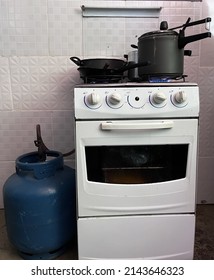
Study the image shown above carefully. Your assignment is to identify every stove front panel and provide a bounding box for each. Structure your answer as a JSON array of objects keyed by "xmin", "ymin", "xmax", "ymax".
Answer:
[{"xmin": 74, "ymin": 84, "xmax": 199, "ymax": 120}]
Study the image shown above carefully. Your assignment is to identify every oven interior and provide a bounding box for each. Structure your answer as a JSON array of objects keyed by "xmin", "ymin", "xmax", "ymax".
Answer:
[{"xmin": 85, "ymin": 145, "xmax": 188, "ymax": 184}]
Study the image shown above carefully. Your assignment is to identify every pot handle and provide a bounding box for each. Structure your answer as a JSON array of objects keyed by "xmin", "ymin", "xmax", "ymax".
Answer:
[
  {"xmin": 170, "ymin": 17, "xmax": 211, "ymax": 31},
  {"xmin": 178, "ymin": 32, "xmax": 211, "ymax": 49},
  {"xmin": 184, "ymin": 50, "xmax": 192, "ymax": 56},
  {"xmin": 112, "ymin": 61, "xmax": 150, "ymax": 74},
  {"xmin": 184, "ymin": 17, "xmax": 211, "ymax": 28},
  {"xmin": 131, "ymin": 44, "xmax": 138, "ymax": 49},
  {"xmin": 70, "ymin": 56, "xmax": 82, "ymax": 66}
]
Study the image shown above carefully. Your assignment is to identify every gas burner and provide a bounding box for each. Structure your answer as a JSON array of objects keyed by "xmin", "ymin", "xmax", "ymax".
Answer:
[
  {"xmin": 82, "ymin": 75, "xmax": 125, "ymax": 84},
  {"xmin": 80, "ymin": 72, "xmax": 189, "ymax": 84},
  {"xmin": 140, "ymin": 75, "xmax": 188, "ymax": 83}
]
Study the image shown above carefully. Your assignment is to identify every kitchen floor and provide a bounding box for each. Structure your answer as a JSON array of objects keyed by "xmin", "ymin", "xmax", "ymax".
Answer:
[{"xmin": 0, "ymin": 205, "xmax": 214, "ymax": 260}]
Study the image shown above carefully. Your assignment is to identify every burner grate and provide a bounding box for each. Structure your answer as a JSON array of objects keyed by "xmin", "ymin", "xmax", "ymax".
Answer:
[
  {"xmin": 82, "ymin": 75, "xmax": 125, "ymax": 84},
  {"xmin": 81, "ymin": 74, "xmax": 188, "ymax": 84},
  {"xmin": 140, "ymin": 75, "xmax": 188, "ymax": 83}
]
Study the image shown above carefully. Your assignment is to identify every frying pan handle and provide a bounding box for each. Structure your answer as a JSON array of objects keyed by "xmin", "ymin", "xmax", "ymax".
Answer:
[
  {"xmin": 113, "ymin": 61, "xmax": 150, "ymax": 74},
  {"xmin": 70, "ymin": 56, "xmax": 82, "ymax": 66}
]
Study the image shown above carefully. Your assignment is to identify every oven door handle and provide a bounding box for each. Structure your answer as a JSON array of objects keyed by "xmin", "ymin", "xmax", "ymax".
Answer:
[{"xmin": 101, "ymin": 121, "xmax": 174, "ymax": 131}]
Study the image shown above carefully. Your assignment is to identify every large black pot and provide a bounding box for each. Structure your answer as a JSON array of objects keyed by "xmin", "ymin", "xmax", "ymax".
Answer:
[{"xmin": 138, "ymin": 17, "xmax": 211, "ymax": 80}]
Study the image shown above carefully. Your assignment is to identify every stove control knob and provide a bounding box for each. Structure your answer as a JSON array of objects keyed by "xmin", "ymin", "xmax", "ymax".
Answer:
[
  {"xmin": 152, "ymin": 92, "xmax": 167, "ymax": 104},
  {"xmin": 84, "ymin": 93, "xmax": 102, "ymax": 109},
  {"xmin": 172, "ymin": 91, "xmax": 188, "ymax": 107},
  {"xmin": 109, "ymin": 93, "xmax": 122, "ymax": 105},
  {"xmin": 106, "ymin": 93, "xmax": 123, "ymax": 108},
  {"xmin": 87, "ymin": 92, "xmax": 101, "ymax": 105},
  {"xmin": 174, "ymin": 91, "xmax": 187, "ymax": 104}
]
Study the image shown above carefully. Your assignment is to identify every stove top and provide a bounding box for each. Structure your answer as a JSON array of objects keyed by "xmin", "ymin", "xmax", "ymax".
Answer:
[{"xmin": 75, "ymin": 82, "xmax": 198, "ymax": 88}]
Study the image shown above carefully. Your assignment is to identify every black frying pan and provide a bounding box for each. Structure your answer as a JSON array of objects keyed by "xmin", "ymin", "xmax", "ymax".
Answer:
[
  {"xmin": 70, "ymin": 56, "xmax": 128, "ymax": 70},
  {"xmin": 70, "ymin": 56, "xmax": 150, "ymax": 77}
]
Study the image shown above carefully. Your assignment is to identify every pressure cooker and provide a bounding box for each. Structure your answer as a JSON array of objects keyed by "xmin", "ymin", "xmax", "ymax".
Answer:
[{"xmin": 137, "ymin": 17, "xmax": 212, "ymax": 80}]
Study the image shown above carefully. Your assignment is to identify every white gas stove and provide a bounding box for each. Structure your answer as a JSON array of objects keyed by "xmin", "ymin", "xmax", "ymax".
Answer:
[{"xmin": 74, "ymin": 82, "xmax": 199, "ymax": 260}]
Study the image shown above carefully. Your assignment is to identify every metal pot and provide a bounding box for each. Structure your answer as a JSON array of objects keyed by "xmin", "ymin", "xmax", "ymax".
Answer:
[
  {"xmin": 124, "ymin": 45, "xmax": 141, "ymax": 81},
  {"xmin": 138, "ymin": 17, "xmax": 212, "ymax": 80}
]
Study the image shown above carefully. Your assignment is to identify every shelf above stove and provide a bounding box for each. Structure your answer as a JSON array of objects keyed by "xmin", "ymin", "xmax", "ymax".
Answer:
[{"xmin": 81, "ymin": 5, "xmax": 162, "ymax": 18}]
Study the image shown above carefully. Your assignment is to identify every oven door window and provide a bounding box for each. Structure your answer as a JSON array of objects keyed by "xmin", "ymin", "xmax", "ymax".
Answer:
[{"xmin": 85, "ymin": 145, "xmax": 188, "ymax": 184}]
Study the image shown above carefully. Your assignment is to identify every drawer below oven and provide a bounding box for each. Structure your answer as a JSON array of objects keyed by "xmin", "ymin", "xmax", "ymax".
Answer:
[{"xmin": 78, "ymin": 214, "xmax": 195, "ymax": 260}]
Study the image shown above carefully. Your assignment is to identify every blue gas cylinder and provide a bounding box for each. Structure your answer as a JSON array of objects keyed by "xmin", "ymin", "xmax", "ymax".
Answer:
[{"xmin": 3, "ymin": 151, "xmax": 76, "ymax": 260}]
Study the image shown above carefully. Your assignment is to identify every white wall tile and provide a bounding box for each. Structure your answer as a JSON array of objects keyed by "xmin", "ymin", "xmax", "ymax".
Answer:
[
  {"xmin": 0, "ymin": 161, "xmax": 15, "ymax": 208},
  {"xmin": 199, "ymin": 0, "xmax": 214, "ymax": 66},
  {"xmin": 0, "ymin": 57, "xmax": 13, "ymax": 111},
  {"xmin": 0, "ymin": 0, "xmax": 49, "ymax": 56},
  {"xmin": 48, "ymin": 0, "xmax": 82, "ymax": 56},
  {"xmin": 184, "ymin": 56, "xmax": 199, "ymax": 82},
  {"xmin": 83, "ymin": 18, "xmax": 126, "ymax": 57},
  {"xmin": 52, "ymin": 111, "xmax": 75, "ymax": 155},
  {"xmin": 0, "ymin": 111, "xmax": 53, "ymax": 161},
  {"xmin": 198, "ymin": 68, "xmax": 214, "ymax": 158},
  {"xmin": 10, "ymin": 56, "xmax": 81, "ymax": 110}
]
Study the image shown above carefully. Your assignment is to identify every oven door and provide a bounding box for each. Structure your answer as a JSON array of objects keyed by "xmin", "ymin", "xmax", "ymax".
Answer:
[{"xmin": 76, "ymin": 119, "xmax": 198, "ymax": 217}]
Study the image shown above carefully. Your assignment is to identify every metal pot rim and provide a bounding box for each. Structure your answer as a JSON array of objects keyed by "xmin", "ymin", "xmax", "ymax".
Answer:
[{"xmin": 139, "ymin": 30, "xmax": 178, "ymax": 40}]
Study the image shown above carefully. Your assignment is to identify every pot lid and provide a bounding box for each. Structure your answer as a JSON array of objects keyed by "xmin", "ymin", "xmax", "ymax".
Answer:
[
  {"xmin": 138, "ymin": 21, "xmax": 178, "ymax": 40},
  {"xmin": 139, "ymin": 30, "xmax": 178, "ymax": 40}
]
